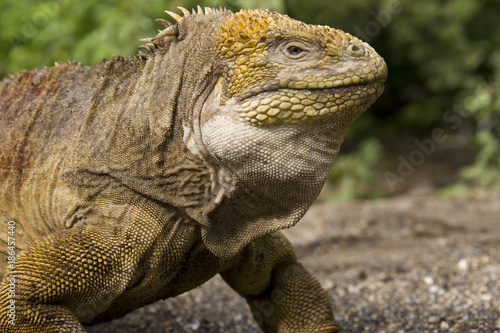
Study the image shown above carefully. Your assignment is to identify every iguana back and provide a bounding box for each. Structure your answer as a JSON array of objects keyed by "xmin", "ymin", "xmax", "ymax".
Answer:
[{"xmin": 0, "ymin": 59, "xmax": 145, "ymax": 260}]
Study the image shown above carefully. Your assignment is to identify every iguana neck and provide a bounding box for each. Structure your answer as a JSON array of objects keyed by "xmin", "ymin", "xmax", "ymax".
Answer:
[{"xmin": 69, "ymin": 28, "xmax": 226, "ymax": 221}]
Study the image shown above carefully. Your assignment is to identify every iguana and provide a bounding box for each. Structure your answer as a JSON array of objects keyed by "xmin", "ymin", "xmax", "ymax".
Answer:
[{"xmin": 0, "ymin": 6, "xmax": 386, "ymax": 332}]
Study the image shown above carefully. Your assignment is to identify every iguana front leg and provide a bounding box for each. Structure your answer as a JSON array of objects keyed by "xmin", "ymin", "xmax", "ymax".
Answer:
[
  {"xmin": 0, "ymin": 226, "xmax": 126, "ymax": 333},
  {"xmin": 221, "ymin": 231, "xmax": 340, "ymax": 333}
]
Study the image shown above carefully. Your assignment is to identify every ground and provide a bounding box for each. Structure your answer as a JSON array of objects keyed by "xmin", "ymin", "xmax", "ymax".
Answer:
[{"xmin": 85, "ymin": 191, "xmax": 500, "ymax": 333}]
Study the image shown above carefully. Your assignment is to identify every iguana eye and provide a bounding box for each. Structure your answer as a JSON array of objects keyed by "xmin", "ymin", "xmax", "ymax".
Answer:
[
  {"xmin": 283, "ymin": 42, "xmax": 309, "ymax": 59},
  {"xmin": 287, "ymin": 45, "xmax": 303, "ymax": 56}
]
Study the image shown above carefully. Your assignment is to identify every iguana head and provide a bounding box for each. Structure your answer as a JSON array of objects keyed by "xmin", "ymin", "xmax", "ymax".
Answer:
[
  {"xmin": 141, "ymin": 7, "xmax": 387, "ymax": 257},
  {"xmin": 212, "ymin": 9, "xmax": 387, "ymax": 126}
]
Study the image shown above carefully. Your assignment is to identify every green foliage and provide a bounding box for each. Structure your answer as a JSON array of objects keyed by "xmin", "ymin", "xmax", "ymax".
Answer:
[
  {"xmin": 459, "ymin": 131, "xmax": 500, "ymax": 187},
  {"xmin": 439, "ymin": 130, "xmax": 500, "ymax": 197},
  {"xmin": 0, "ymin": 0, "xmax": 171, "ymax": 76},
  {"xmin": 326, "ymin": 138, "xmax": 386, "ymax": 201}
]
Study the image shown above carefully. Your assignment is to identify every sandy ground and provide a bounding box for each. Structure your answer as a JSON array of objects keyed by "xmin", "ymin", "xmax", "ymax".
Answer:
[{"xmin": 85, "ymin": 193, "xmax": 500, "ymax": 333}]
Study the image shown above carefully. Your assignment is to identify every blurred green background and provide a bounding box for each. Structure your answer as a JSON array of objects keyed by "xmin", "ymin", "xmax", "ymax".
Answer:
[{"xmin": 1, "ymin": 0, "xmax": 499, "ymax": 200}]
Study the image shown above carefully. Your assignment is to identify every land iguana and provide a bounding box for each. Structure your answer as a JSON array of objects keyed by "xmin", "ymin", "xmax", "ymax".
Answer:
[{"xmin": 0, "ymin": 6, "xmax": 387, "ymax": 332}]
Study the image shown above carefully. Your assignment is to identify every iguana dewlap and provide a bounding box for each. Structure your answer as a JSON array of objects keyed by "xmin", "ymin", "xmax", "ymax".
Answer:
[{"xmin": 0, "ymin": 6, "xmax": 386, "ymax": 332}]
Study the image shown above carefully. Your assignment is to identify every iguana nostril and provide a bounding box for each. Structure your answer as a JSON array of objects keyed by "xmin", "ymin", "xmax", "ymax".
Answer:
[{"xmin": 347, "ymin": 43, "xmax": 365, "ymax": 57}]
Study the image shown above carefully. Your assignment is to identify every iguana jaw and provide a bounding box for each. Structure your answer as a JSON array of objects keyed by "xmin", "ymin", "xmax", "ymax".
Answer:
[
  {"xmin": 237, "ymin": 52, "xmax": 387, "ymax": 125},
  {"xmin": 235, "ymin": 82, "xmax": 385, "ymax": 126},
  {"xmin": 224, "ymin": 58, "xmax": 387, "ymax": 125}
]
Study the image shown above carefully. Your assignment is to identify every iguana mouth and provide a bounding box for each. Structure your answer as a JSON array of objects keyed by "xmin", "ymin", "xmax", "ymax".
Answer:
[{"xmin": 238, "ymin": 82, "xmax": 384, "ymax": 125}]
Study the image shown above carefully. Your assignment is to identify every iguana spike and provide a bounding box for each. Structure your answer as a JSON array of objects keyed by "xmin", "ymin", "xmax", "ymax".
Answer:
[
  {"xmin": 138, "ymin": 44, "xmax": 154, "ymax": 52},
  {"xmin": 197, "ymin": 5, "xmax": 204, "ymax": 15},
  {"xmin": 139, "ymin": 37, "xmax": 153, "ymax": 43},
  {"xmin": 205, "ymin": 7, "xmax": 214, "ymax": 15},
  {"xmin": 155, "ymin": 18, "xmax": 173, "ymax": 28},
  {"xmin": 154, "ymin": 26, "xmax": 177, "ymax": 39},
  {"xmin": 137, "ymin": 51, "xmax": 150, "ymax": 60},
  {"xmin": 165, "ymin": 10, "xmax": 183, "ymax": 22},
  {"xmin": 177, "ymin": 6, "xmax": 191, "ymax": 16}
]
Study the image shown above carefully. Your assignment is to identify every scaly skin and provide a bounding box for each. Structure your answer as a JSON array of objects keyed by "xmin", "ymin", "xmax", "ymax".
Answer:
[{"xmin": 0, "ymin": 6, "xmax": 386, "ymax": 332}]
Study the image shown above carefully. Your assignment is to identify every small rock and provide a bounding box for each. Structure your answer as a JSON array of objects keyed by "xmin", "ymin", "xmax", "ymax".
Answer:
[
  {"xmin": 322, "ymin": 279, "xmax": 334, "ymax": 290},
  {"xmin": 457, "ymin": 258, "xmax": 469, "ymax": 272},
  {"xmin": 184, "ymin": 320, "xmax": 200, "ymax": 331},
  {"xmin": 440, "ymin": 321, "xmax": 450, "ymax": 329},
  {"xmin": 429, "ymin": 285, "xmax": 439, "ymax": 293},
  {"xmin": 424, "ymin": 276, "xmax": 434, "ymax": 285},
  {"xmin": 347, "ymin": 284, "xmax": 361, "ymax": 295},
  {"xmin": 358, "ymin": 270, "xmax": 368, "ymax": 280}
]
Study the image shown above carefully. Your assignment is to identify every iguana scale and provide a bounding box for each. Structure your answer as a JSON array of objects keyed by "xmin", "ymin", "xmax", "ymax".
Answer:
[{"xmin": 0, "ymin": 6, "xmax": 386, "ymax": 332}]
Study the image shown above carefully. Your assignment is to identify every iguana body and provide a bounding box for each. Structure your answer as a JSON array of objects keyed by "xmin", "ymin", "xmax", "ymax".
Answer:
[{"xmin": 0, "ymin": 7, "xmax": 386, "ymax": 332}]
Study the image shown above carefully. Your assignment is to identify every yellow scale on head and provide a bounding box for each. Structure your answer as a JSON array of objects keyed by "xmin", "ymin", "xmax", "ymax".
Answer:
[{"xmin": 215, "ymin": 10, "xmax": 277, "ymax": 97}]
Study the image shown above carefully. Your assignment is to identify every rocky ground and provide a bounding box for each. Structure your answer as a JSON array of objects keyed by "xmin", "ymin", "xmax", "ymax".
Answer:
[{"xmin": 86, "ymin": 193, "xmax": 500, "ymax": 333}]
